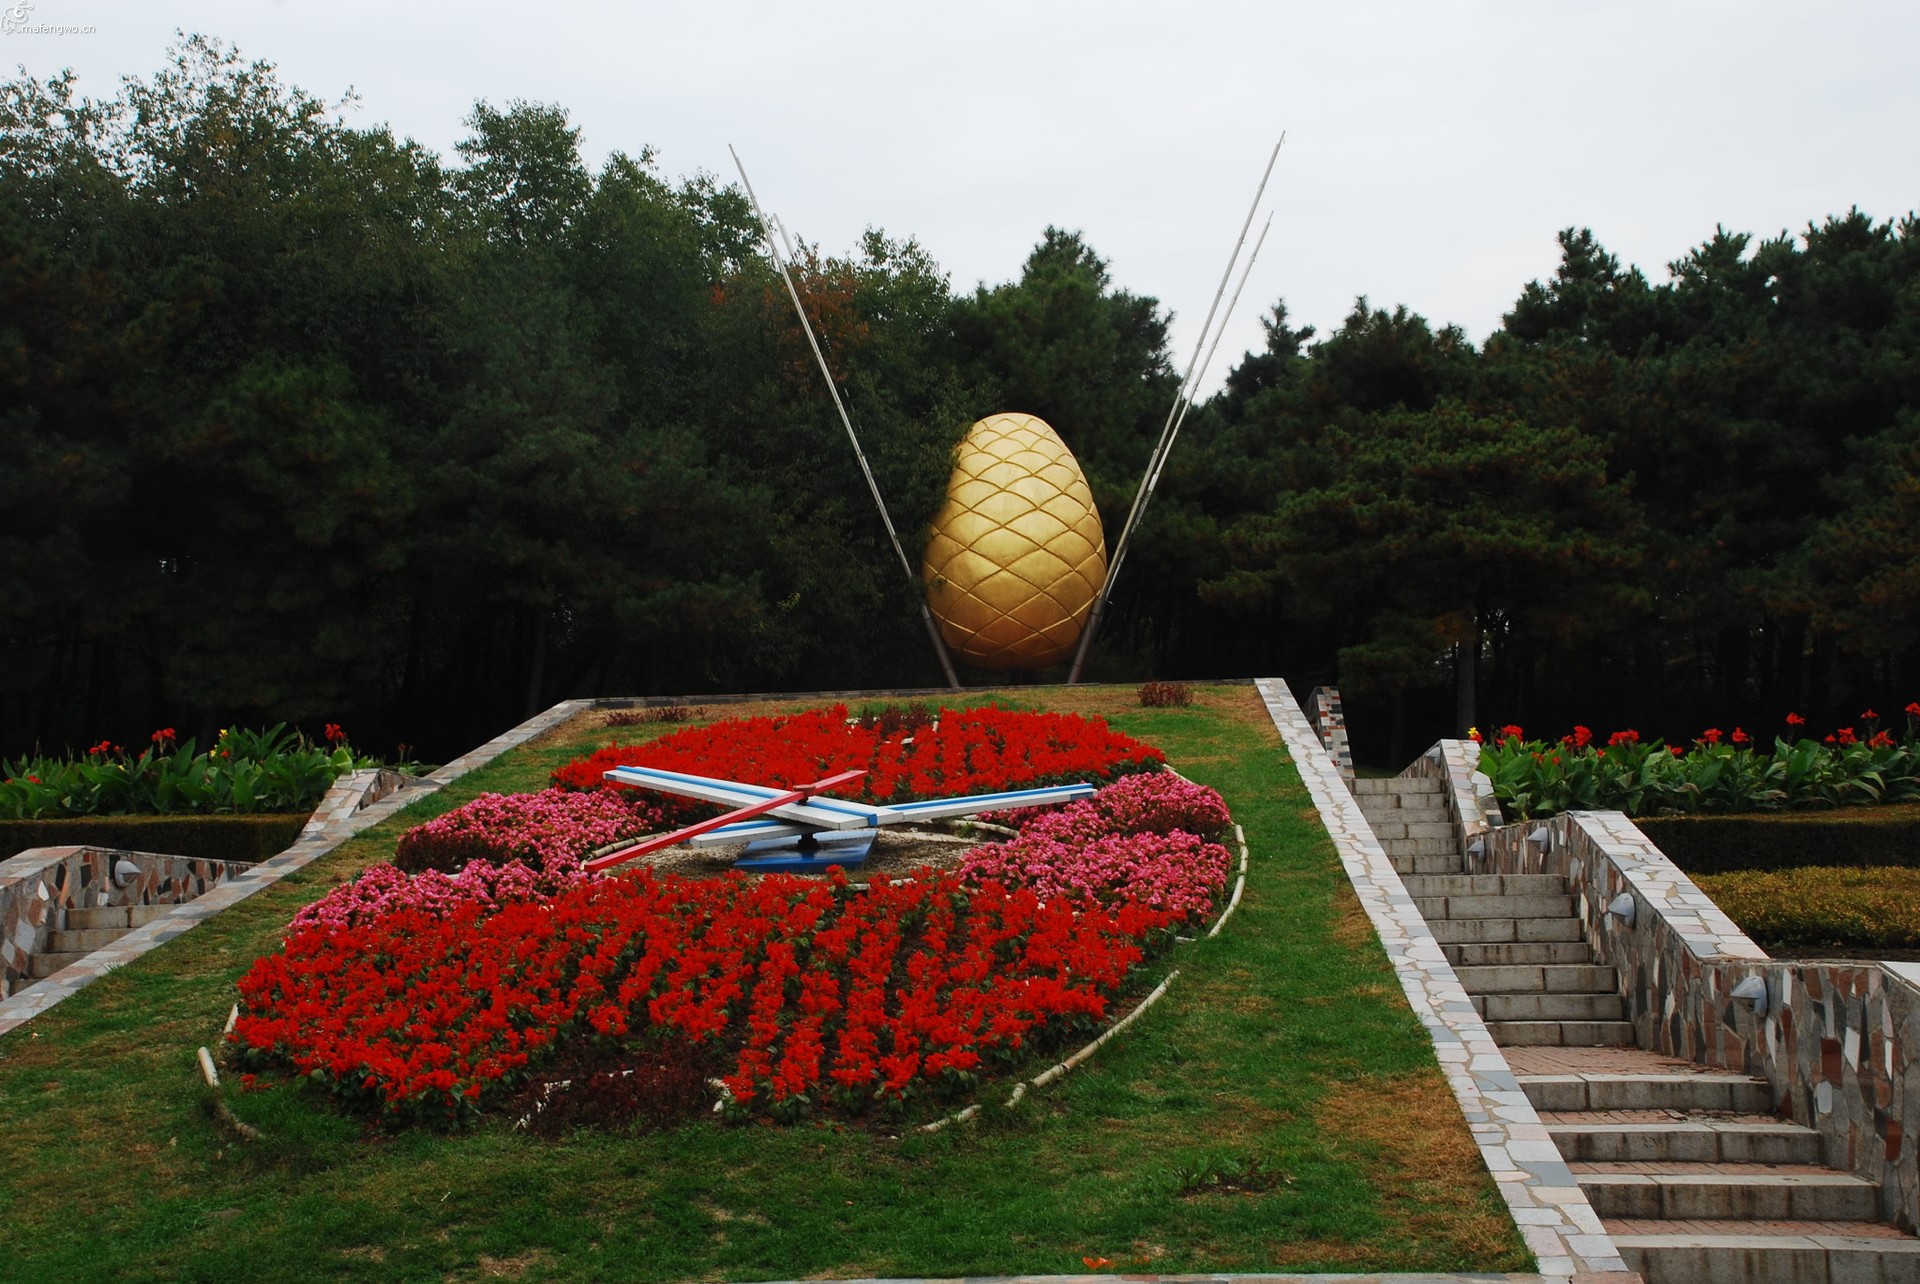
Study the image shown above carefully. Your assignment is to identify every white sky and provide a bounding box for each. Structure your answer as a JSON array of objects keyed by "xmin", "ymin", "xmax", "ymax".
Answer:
[{"xmin": 9, "ymin": 1, "xmax": 1918, "ymax": 394}]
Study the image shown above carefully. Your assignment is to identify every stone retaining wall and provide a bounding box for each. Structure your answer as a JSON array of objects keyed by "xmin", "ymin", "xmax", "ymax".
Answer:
[
  {"xmin": 1401, "ymin": 738, "xmax": 1499, "ymax": 862},
  {"xmin": 0, "ymin": 846, "xmax": 249, "ymax": 997},
  {"xmin": 1474, "ymin": 804, "xmax": 1920, "ymax": 1231},
  {"xmin": 1304, "ymin": 686, "xmax": 1355, "ymax": 784}
]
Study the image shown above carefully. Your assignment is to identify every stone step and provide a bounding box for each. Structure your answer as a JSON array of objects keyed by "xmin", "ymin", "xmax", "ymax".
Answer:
[
  {"xmin": 1444, "ymin": 940, "xmax": 1598, "ymax": 967},
  {"xmin": 64, "ymin": 904, "xmax": 170, "ymax": 930},
  {"xmin": 1520, "ymin": 1072, "xmax": 1777, "ymax": 1114},
  {"xmin": 1487, "ymin": 1019, "xmax": 1637, "ymax": 1047},
  {"xmin": 1473, "ymin": 991, "xmax": 1626, "ymax": 1022},
  {"xmin": 1389, "ymin": 853, "xmax": 1466, "ymax": 876},
  {"xmin": 1547, "ymin": 1117, "xmax": 1823, "ymax": 1164},
  {"xmin": 1413, "ymin": 892, "xmax": 1575, "ymax": 920},
  {"xmin": 1381, "ymin": 837, "xmax": 1457, "ymax": 858},
  {"xmin": 1401, "ymin": 873, "xmax": 1566, "ymax": 898},
  {"xmin": 27, "ymin": 951, "xmax": 88, "ymax": 979},
  {"xmin": 46, "ymin": 927, "xmax": 130, "ymax": 952},
  {"xmin": 1454, "ymin": 963, "xmax": 1617, "ymax": 994},
  {"xmin": 1352, "ymin": 775, "xmax": 1443, "ymax": 796},
  {"xmin": 1426, "ymin": 916, "xmax": 1585, "ymax": 944},
  {"xmin": 1607, "ymin": 1222, "xmax": 1920, "ymax": 1284},
  {"xmin": 1356, "ymin": 800, "xmax": 1451, "ymax": 822},
  {"xmin": 1574, "ymin": 1163, "xmax": 1882, "ymax": 1221},
  {"xmin": 1365, "ymin": 818, "xmax": 1456, "ymax": 841}
]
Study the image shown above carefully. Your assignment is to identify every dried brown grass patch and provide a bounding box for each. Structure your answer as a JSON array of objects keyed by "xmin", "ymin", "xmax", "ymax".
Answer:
[
  {"xmin": 1314, "ymin": 1070, "xmax": 1528, "ymax": 1267},
  {"xmin": 1331, "ymin": 882, "xmax": 1378, "ymax": 954}
]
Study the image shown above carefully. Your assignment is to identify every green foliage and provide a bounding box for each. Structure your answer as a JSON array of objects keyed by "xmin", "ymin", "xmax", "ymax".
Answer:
[
  {"xmin": 5, "ymin": 33, "xmax": 1920, "ymax": 758},
  {"xmin": 0, "ymin": 725, "xmax": 379, "ymax": 819},
  {"xmin": 1477, "ymin": 726, "xmax": 1920, "ymax": 820},
  {"xmin": 1638, "ymin": 809, "xmax": 1920, "ymax": 874}
]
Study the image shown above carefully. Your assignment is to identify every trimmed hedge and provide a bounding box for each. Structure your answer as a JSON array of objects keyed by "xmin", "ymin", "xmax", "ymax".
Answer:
[
  {"xmin": 0, "ymin": 813, "xmax": 305, "ymax": 865},
  {"xmin": 1637, "ymin": 807, "xmax": 1920, "ymax": 873},
  {"xmin": 1694, "ymin": 865, "xmax": 1920, "ymax": 950}
]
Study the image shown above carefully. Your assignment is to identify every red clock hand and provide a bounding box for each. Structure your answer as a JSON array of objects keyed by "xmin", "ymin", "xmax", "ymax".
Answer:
[{"xmin": 583, "ymin": 768, "xmax": 867, "ymax": 874}]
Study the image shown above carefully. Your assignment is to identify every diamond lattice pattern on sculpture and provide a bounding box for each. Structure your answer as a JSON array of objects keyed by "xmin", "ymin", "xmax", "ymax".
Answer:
[{"xmin": 922, "ymin": 412, "xmax": 1107, "ymax": 669}]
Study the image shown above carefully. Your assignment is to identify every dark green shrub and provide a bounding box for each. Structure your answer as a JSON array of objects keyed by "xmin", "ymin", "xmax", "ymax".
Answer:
[
  {"xmin": 1638, "ymin": 809, "xmax": 1920, "ymax": 873},
  {"xmin": 1695, "ymin": 865, "xmax": 1920, "ymax": 949},
  {"xmin": 0, "ymin": 813, "xmax": 305, "ymax": 864}
]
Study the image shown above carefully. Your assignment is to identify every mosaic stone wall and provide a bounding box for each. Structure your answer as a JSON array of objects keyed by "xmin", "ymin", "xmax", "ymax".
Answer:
[
  {"xmin": 0, "ymin": 846, "xmax": 247, "ymax": 998},
  {"xmin": 1476, "ymin": 806, "xmax": 1920, "ymax": 1231},
  {"xmin": 1402, "ymin": 737, "xmax": 1500, "ymax": 863},
  {"xmin": 1304, "ymin": 686, "xmax": 1355, "ymax": 784}
]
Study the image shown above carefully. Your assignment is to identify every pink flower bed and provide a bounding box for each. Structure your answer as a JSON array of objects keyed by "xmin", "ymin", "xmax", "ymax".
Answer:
[
  {"xmin": 393, "ymin": 788, "xmax": 662, "ymax": 875},
  {"xmin": 294, "ymin": 788, "xmax": 661, "ymax": 932},
  {"xmin": 962, "ymin": 774, "xmax": 1233, "ymax": 922},
  {"xmin": 289, "ymin": 858, "xmax": 584, "ymax": 933}
]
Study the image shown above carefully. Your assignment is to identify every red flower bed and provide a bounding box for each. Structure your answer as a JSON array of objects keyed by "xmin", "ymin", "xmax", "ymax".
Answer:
[
  {"xmin": 232, "ymin": 707, "xmax": 1214, "ymax": 1128},
  {"xmin": 550, "ymin": 704, "xmax": 1164, "ymax": 809},
  {"xmin": 233, "ymin": 868, "xmax": 1177, "ymax": 1124}
]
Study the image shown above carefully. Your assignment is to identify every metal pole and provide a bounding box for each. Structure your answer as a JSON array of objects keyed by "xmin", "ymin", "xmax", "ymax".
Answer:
[
  {"xmin": 1069, "ymin": 137, "xmax": 1285, "ymax": 682},
  {"xmin": 1076, "ymin": 213, "xmax": 1273, "ymax": 667},
  {"xmin": 1147, "ymin": 214, "xmax": 1272, "ymax": 505},
  {"xmin": 729, "ymin": 146, "xmax": 962, "ymax": 690}
]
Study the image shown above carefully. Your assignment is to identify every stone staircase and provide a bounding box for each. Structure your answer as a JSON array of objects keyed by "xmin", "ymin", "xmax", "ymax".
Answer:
[
  {"xmin": 19, "ymin": 904, "xmax": 171, "ymax": 986},
  {"xmin": 1353, "ymin": 774, "xmax": 1920, "ymax": 1284}
]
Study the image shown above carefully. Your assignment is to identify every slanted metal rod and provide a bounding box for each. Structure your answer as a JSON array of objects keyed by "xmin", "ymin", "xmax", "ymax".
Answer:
[
  {"xmin": 1070, "ymin": 136, "xmax": 1285, "ymax": 682},
  {"xmin": 1100, "ymin": 214, "xmax": 1272, "ymax": 597},
  {"xmin": 729, "ymin": 146, "xmax": 962, "ymax": 689}
]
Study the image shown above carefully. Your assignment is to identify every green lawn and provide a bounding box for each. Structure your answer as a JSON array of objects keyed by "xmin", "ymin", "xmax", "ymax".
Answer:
[{"xmin": 0, "ymin": 686, "xmax": 1528, "ymax": 1282}]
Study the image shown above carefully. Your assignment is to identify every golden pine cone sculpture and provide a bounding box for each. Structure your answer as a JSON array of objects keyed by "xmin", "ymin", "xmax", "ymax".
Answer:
[{"xmin": 921, "ymin": 412, "xmax": 1108, "ymax": 669}]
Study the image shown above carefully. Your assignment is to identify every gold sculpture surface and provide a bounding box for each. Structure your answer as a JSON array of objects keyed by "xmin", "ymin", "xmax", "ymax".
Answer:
[{"xmin": 922, "ymin": 412, "xmax": 1107, "ymax": 669}]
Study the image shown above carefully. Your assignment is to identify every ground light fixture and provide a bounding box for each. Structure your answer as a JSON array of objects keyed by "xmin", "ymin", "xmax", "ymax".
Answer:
[
  {"xmin": 1731, "ymin": 974, "xmax": 1770, "ymax": 1019},
  {"xmin": 1607, "ymin": 892, "xmax": 1636, "ymax": 927}
]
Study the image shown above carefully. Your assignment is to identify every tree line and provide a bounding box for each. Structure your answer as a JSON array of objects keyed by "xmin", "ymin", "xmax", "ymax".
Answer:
[{"xmin": 4, "ymin": 39, "xmax": 1917, "ymax": 763}]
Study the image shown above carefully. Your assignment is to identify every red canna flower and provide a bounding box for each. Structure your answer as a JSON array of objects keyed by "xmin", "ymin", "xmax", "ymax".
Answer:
[
  {"xmin": 1607, "ymin": 729, "xmax": 1640, "ymax": 747},
  {"xmin": 1869, "ymin": 730, "xmax": 1896, "ymax": 748},
  {"xmin": 1786, "ymin": 712, "xmax": 1806, "ymax": 726},
  {"xmin": 1670, "ymin": 746, "xmax": 1685, "ymax": 757},
  {"xmin": 1499, "ymin": 724, "xmax": 1524, "ymax": 744},
  {"xmin": 1906, "ymin": 702, "xmax": 1920, "ymax": 719},
  {"xmin": 1835, "ymin": 727, "xmax": 1857, "ymax": 746},
  {"xmin": 1699, "ymin": 728, "xmax": 1723, "ymax": 744},
  {"xmin": 324, "ymin": 722, "xmax": 347, "ymax": 745},
  {"xmin": 88, "ymin": 739, "xmax": 113, "ymax": 755},
  {"xmin": 151, "ymin": 727, "xmax": 176, "ymax": 746},
  {"xmin": 1730, "ymin": 727, "xmax": 1750, "ymax": 745}
]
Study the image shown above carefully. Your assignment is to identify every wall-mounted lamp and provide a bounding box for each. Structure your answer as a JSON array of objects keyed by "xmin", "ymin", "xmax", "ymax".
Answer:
[
  {"xmin": 1527, "ymin": 826, "xmax": 1551, "ymax": 852},
  {"xmin": 1606, "ymin": 892, "xmax": 1636, "ymax": 927},
  {"xmin": 112, "ymin": 858, "xmax": 141, "ymax": 889},
  {"xmin": 1466, "ymin": 838, "xmax": 1485, "ymax": 859},
  {"xmin": 1731, "ymin": 975, "xmax": 1769, "ymax": 1019}
]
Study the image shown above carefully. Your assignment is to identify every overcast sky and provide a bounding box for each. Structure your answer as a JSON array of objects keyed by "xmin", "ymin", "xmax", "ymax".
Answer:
[{"xmin": 8, "ymin": 1, "xmax": 1917, "ymax": 395}]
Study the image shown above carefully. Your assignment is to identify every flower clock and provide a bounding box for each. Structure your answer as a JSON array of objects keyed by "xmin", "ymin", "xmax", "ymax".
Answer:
[{"xmin": 231, "ymin": 706, "xmax": 1233, "ymax": 1128}]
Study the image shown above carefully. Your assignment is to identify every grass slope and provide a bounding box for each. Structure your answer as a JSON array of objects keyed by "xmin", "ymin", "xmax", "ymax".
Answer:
[{"xmin": 0, "ymin": 686, "xmax": 1527, "ymax": 1281}]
